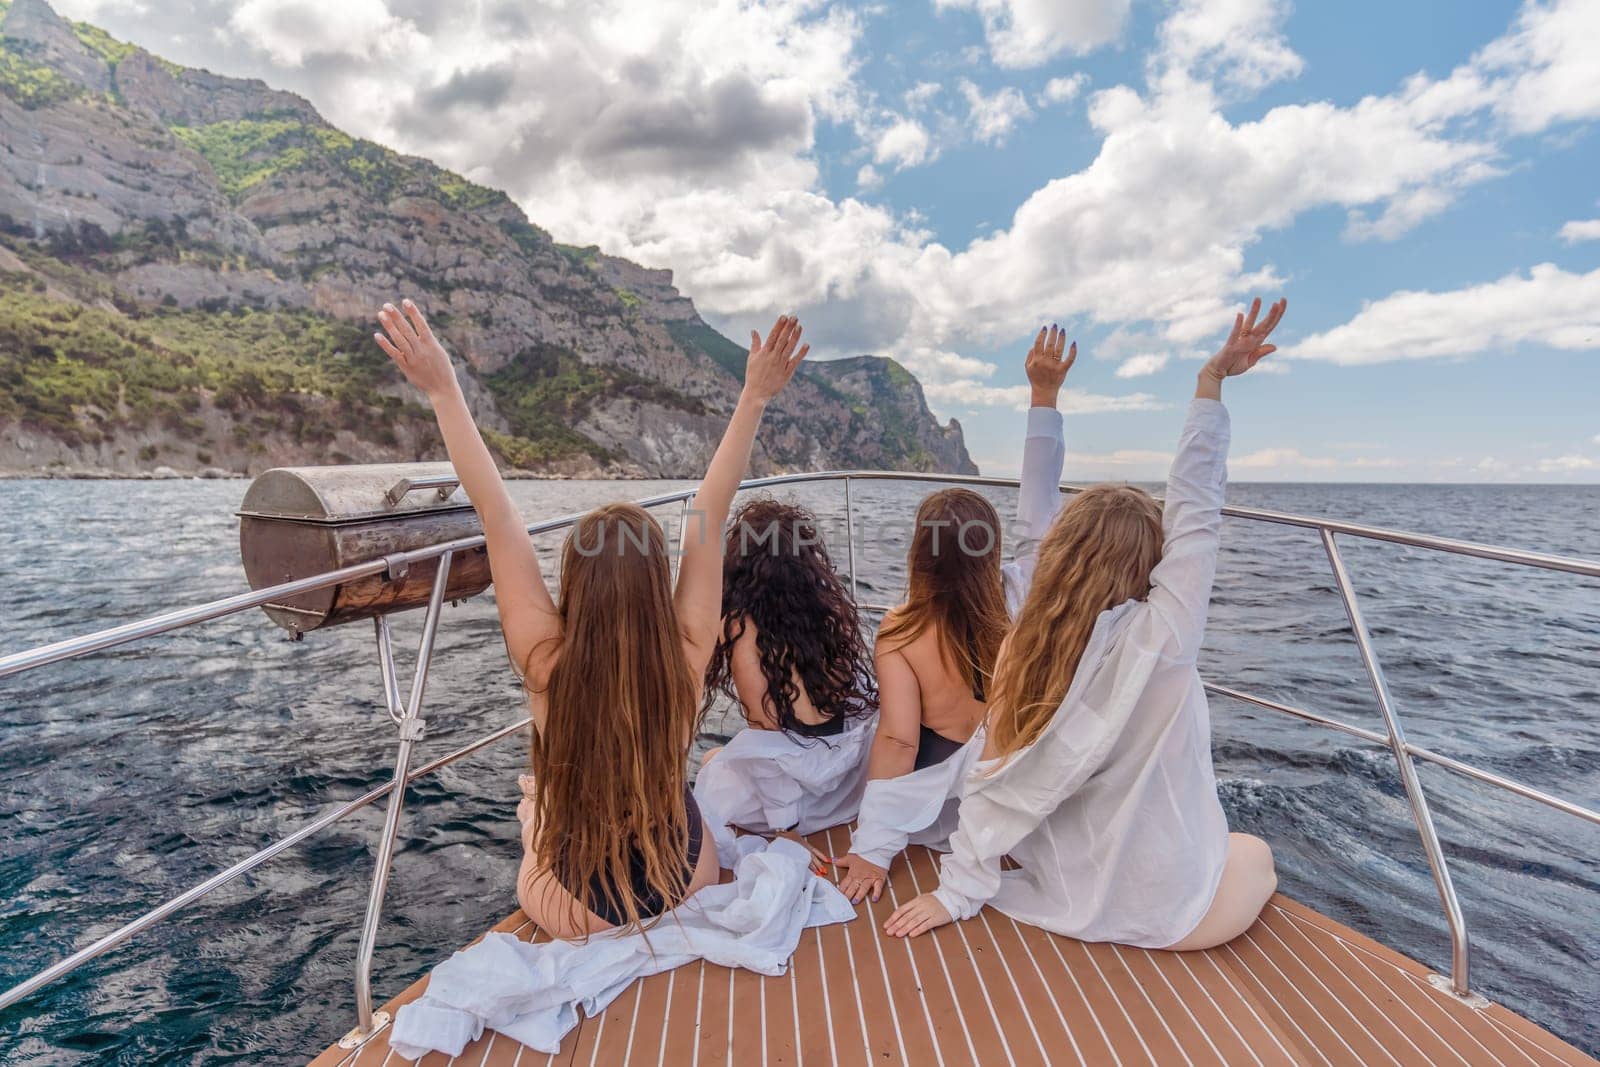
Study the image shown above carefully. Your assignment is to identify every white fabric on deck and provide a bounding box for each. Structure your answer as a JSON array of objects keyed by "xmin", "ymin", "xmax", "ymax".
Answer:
[
  {"xmin": 694, "ymin": 715, "xmax": 874, "ymax": 866},
  {"xmin": 930, "ymin": 398, "xmax": 1233, "ymax": 949},
  {"xmin": 844, "ymin": 405, "xmax": 1065, "ymax": 866},
  {"xmin": 389, "ymin": 837, "xmax": 856, "ymax": 1059},
  {"xmin": 844, "ymin": 740, "xmax": 980, "ymax": 867}
]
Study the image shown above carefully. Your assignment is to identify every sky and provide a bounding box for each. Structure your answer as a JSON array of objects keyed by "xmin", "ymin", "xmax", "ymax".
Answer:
[{"xmin": 50, "ymin": 0, "xmax": 1600, "ymax": 481}]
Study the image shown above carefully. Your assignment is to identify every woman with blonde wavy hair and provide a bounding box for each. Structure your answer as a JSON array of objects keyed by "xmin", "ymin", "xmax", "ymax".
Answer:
[
  {"xmin": 375, "ymin": 300, "xmax": 808, "ymax": 938},
  {"xmin": 885, "ymin": 297, "xmax": 1286, "ymax": 952}
]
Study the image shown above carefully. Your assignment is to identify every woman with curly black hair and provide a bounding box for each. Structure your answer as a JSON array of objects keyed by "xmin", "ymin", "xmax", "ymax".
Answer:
[{"xmin": 693, "ymin": 498, "xmax": 878, "ymax": 860}]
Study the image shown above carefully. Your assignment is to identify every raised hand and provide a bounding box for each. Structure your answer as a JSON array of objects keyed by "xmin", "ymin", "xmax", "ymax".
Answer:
[
  {"xmin": 1200, "ymin": 297, "xmax": 1286, "ymax": 387},
  {"xmin": 832, "ymin": 852, "xmax": 888, "ymax": 905},
  {"xmin": 743, "ymin": 315, "xmax": 810, "ymax": 405},
  {"xmin": 1025, "ymin": 323, "xmax": 1076, "ymax": 407},
  {"xmin": 375, "ymin": 298, "xmax": 458, "ymax": 401},
  {"xmin": 884, "ymin": 891, "xmax": 953, "ymax": 938}
]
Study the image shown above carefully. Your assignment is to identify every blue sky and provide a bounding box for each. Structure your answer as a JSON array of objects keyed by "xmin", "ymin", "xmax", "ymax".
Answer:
[{"xmin": 58, "ymin": 0, "xmax": 1600, "ymax": 480}]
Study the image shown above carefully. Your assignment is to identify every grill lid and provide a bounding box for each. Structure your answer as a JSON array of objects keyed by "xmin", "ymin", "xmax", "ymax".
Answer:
[{"xmin": 237, "ymin": 462, "xmax": 468, "ymax": 525}]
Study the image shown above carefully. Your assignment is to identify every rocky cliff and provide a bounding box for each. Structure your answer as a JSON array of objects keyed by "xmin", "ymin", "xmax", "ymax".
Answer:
[{"xmin": 0, "ymin": 0, "xmax": 974, "ymax": 478}]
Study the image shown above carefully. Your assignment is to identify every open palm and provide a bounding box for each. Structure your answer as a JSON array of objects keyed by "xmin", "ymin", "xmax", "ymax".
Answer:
[{"xmin": 1203, "ymin": 297, "xmax": 1286, "ymax": 380}]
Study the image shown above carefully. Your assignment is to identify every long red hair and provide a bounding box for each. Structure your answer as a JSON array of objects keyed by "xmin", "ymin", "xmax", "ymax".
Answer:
[{"xmin": 876, "ymin": 488, "xmax": 1008, "ymax": 697}]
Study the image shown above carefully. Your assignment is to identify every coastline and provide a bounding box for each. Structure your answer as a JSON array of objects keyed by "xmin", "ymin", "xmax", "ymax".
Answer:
[{"xmin": 0, "ymin": 467, "xmax": 623, "ymax": 481}]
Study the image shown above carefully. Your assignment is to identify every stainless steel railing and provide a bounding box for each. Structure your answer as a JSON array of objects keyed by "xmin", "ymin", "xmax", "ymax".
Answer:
[{"xmin": 2, "ymin": 470, "xmax": 1598, "ymax": 1035}]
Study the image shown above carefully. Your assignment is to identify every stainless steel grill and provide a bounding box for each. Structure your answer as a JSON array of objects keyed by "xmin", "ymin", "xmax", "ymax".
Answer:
[{"xmin": 238, "ymin": 462, "xmax": 491, "ymax": 633}]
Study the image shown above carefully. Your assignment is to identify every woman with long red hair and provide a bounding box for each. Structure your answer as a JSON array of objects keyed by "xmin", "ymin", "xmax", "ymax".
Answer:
[
  {"xmin": 375, "ymin": 300, "xmax": 807, "ymax": 938},
  {"xmin": 833, "ymin": 326, "xmax": 1074, "ymax": 903}
]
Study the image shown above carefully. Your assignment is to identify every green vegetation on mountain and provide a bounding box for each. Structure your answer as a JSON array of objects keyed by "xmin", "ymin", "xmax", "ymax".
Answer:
[
  {"xmin": 484, "ymin": 344, "xmax": 705, "ymax": 465},
  {"xmin": 0, "ymin": 39, "xmax": 79, "ymax": 108},
  {"xmin": 668, "ymin": 320, "xmax": 752, "ymax": 380},
  {"xmin": 67, "ymin": 17, "xmax": 133, "ymax": 67},
  {"xmin": 0, "ymin": 285, "xmax": 415, "ymax": 447},
  {"xmin": 170, "ymin": 118, "xmax": 505, "ymax": 209},
  {"xmin": 0, "ymin": 0, "xmax": 973, "ymax": 476}
]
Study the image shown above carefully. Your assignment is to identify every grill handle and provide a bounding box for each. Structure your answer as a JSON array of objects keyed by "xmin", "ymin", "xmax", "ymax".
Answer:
[{"xmin": 384, "ymin": 474, "xmax": 461, "ymax": 508}]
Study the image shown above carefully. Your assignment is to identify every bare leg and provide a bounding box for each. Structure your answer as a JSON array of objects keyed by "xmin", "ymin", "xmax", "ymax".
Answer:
[{"xmin": 1162, "ymin": 833, "xmax": 1277, "ymax": 952}]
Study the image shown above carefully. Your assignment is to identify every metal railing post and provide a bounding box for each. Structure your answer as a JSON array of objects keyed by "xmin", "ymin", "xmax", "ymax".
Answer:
[
  {"xmin": 1321, "ymin": 529, "xmax": 1474, "ymax": 998},
  {"xmin": 674, "ymin": 496, "xmax": 691, "ymax": 581},
  {"xmin": 341, "ymin": 550, "xmax": 454, "ymax": 1047},
  {"xmin": 844, "ymin": 477, "xmax": 858, "ymax": 603}
]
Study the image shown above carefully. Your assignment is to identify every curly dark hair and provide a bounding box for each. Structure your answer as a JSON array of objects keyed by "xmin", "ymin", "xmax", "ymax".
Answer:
[{"xmin": 704, "ymin": 498, "xmax": 878, "ymax": 738}]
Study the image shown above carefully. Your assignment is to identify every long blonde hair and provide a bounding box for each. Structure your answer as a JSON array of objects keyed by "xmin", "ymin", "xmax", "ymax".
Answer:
[
  {"xmin": 986, "ymin": 485, "xmax": 1163, "ymax": 761},
  {"xmin": 525, "ymin": 502, "xmax": 699, "ymax": 933},
  {"xmin": 877, "ymin": 488, "xmax": 1008, "ymax": 698}
]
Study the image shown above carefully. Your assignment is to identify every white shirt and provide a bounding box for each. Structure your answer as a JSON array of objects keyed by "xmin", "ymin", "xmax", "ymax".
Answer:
[
  {"xmin": 694, "ymin": 715, "xmax": 875, "ymax": 866},
  {"xmin": 846, "ymin": 406, "xmax": 1067, "ymax": 867},
  {"xmin": 930, "ymin": 398, "xmax": 1233, "ymax": 949}
]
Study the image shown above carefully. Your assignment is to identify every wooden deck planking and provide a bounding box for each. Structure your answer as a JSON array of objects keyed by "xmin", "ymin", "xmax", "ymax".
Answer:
[{"xmin": 314, "ymin": 840, "xmax": 1596, "ymax": 1067}]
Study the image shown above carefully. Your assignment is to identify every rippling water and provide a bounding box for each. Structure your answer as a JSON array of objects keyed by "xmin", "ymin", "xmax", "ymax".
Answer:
[{"xmin": 1, "ymin": 477, "xmax": 1597, "ymax": 1064}]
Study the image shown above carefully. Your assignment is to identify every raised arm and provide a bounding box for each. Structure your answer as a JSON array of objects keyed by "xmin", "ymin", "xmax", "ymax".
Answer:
[
  {"xmin": 375, "ymin": 300, "xmax": 559, "ymax": 678},
  {"xmin": 1147, "ymin": 296, "xmax": 1286, "ymax": 661},
  {"xmin": 1002, "ymin": 325, "xmax": 1073, "ymax": 613},
  {"xmin": 675, "ymin": 316, "xmax": 808, "ymax": 674}
]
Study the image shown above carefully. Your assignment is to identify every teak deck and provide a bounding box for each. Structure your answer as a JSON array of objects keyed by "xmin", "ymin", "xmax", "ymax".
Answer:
[{"xmin": 312, "ymin": 829, "xmax": 1596, "ymax": 1066}]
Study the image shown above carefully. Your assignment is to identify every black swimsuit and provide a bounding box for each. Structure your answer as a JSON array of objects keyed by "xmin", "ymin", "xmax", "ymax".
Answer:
[
  {"xmin": 581, "ymin": 786, "xmax": 704, "ymax": 926},
  {"xmin": 788, "ymin": 715, "xmax": 846, "ymax": 739},
  {"xmin": 914, "ymin": 638, "xmax": 987, "ymax": 770}
]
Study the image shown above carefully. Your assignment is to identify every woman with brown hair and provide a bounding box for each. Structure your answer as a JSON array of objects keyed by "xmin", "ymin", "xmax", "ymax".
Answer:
[
  {"xmin": 374, "ymin": 300, "xmax": 808, "ymax": 938},
  {"xmin": 884, "ymin": 298, "xmax": 1286, "ymax": 950},
  {"xmin": 833, "ymin": 326, "xmax": 1075, "ymax": 903}
]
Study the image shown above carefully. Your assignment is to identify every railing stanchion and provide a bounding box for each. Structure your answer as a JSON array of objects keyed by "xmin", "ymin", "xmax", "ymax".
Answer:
[
  {"xmin": 341, "ymin": 550, "xmax": 454, "ymax": 1047},
  {"xmin": 675, "ymin": 497, "xmax": 691, "ymax": 580},
  {"xmin": 844, "ymin": 476, "xmax": 858, "ymax": 603},
  {"xmin": 1322, "ymin": 530, "xmax": 1474, "ymax": 999}
]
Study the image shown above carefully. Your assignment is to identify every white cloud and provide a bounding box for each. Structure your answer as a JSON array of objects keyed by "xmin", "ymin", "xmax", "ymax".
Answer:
[
  {"xmin": 873, "ymin": 117, "xmax": 934, "ymax": 169},
  {"xmin": 936, "ymin": 0, "xmax": 1132, "ymax": 67},
  {"xmin": 1291, "ymin": 264, "xmax": 1600, "ymax": 365},
  {"xmin": 856, "ymin": 164, "xmax": 883, "ymax": 191},
  {"xmin": 1232, "ymin": 448, "xmax": 1405, "ymax": 472},
  {"xmin": 228, "ymin": 0, "xmax": 420, "ymax": 66},
  {"xmin": 1560, "ymin": 219, "xmax": 1600, "ymax": 243},
  {"xmin": 1535, "ymin": 454, "xmax": 1598, "ymax": 473},
  {"xmin": 1476, "ymin": 0, "xmax": 1600, "ymax": 134},
  {"xmin": 958, "ymin": 79, "xmax": 1033, "ymax": 145},
  {"xmin": 53, "ymin": 0, "xmax": 1600, "ymax": 424},
  {"xmin": 1155, "ymin": 0, "xmax": 1304, "ymax": 93},
  {"xmin": 1040, "ymin": 73, "xmax": 1088, "ymax": 105},
  {"xmin": 921, "ymin": 381, "xmax": 1162, "ymax": 413},
  {"xmin": 1593, "ymin": 433, "xmax": 1600, "ymax": 446},
  {"xmin": 1114, "ymin": 353, "xmax": 1170, "ymax": 378},
  {"xmin": 904, "ymin": 81, "xmax": 942, "ymax": 111}
]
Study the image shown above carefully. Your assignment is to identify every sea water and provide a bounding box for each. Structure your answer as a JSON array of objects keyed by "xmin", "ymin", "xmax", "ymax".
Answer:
[{"xmin": 1, "ymin": 478, "xmax": 1596, "ymax": 1064}]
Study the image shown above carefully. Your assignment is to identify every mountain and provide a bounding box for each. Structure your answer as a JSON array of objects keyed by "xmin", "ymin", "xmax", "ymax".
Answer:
[{"xmin": 0, "ymin": 0, "xmax": 975, "ymax": 478}]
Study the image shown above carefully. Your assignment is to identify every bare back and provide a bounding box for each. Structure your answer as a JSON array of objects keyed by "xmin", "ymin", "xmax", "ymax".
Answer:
[{"xmin": 876, "ymin": 609, "xmax": 985, "ymax": 745}]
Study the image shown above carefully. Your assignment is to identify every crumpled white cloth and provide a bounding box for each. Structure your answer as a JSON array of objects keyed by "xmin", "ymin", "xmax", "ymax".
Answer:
[
  {"xmin": 388, "ymin": 837, "xmax": 855, "ymax": 1060},
  {"xmin": 694, "ymin": 716, "xmax": 874, "ymax": 865}
]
